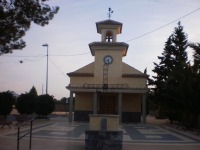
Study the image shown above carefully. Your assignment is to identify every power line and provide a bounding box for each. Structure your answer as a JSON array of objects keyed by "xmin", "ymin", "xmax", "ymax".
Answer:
[
  {"xmin": 49, "ymin": 52, "xmax": 90, "ymax": 56},
  {"xmin": 0, "ymin": 52, "xmax": 89, "ymax": 64},
  {"xmin": 1, "ymin": 54, "xmax": 45, "ymax": 58},
  {"xmin": 20, "ymin": 56, "xmax": 45, "ymax": 62},
  {"xmin": 0, "ymin": 56, "xmax": 45, "ymax": 64},
  {"xmin": 126, "ymin": 7, "xmax": 200, "ymax": 43},
  {"xmin": 1, "ymin": 52, "xmax": 90, "ymax": 58},
  {"xmin": 48, "ymin": 57, "xmax": 67, "ymax": 78}
]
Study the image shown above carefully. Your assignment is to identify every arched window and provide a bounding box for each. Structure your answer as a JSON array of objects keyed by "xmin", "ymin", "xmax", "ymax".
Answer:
[{"xmin": 105, "ymin": 32, "xmax": 113, "ymax": 42}]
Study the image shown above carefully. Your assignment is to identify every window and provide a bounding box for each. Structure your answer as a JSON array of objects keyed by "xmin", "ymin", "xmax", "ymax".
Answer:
[{"xmin": 105, "ymin": 32, "xmax": 113, "ymax": 42}]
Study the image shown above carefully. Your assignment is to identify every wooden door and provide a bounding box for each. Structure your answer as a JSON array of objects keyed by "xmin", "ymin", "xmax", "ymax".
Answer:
[{"xmin": 99, "ymin": 95, "xmax": 117, "ymax": 114}]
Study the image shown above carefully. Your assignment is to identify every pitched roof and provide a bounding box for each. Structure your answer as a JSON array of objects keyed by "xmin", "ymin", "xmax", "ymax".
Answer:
[
  {"xmin": 67, "ymin": 62, "xmax": 94, "ymax": 77},
  {"xmin": 67, "ymin": 62, "xmax": 147, "ymax": 78},
  {"xmin": 96, "ymin": 19, "xmax": 123, "ymax": 34},
  {"xmin": 122, "ymin": 63, "xmax": 148, "ymax": 78},
  {"xmin": 96, "ymin": 19, "xmax": 122, "ymax": 25}
]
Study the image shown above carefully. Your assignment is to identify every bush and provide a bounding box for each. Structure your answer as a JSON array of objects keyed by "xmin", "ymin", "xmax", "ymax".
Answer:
[
  {"xmin": 16, "ymin": 93, "xmax": 37, "ymax": 114},
  {"xmin": 0, "ymin": 91, "xmax": 15, "ymax": 117},
  {"xmin": 35, "ymin": 94, "xmax": 55, "ymax": 118}
]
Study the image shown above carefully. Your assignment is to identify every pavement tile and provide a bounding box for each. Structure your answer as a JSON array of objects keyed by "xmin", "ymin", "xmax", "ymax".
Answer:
[{"xmin": 0, "ymin": 115, "xmax": 200, "ymax": 150}]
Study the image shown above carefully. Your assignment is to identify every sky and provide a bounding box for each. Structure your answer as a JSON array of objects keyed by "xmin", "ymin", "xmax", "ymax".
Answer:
[{"xmin": 0, "ymin": 0, "xmax": 200, "ymax": 100}]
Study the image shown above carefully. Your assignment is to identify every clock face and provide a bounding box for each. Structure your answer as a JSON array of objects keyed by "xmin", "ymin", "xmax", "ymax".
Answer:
[{"xmin": 104, "ymin": 55, "xmax": 113, "ymax": 64}]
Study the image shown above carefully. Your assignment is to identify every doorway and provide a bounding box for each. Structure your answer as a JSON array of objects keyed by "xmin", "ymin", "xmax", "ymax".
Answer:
[{"xmin": 99, "ymin": 94, "xmax": 117, "ymax": 114}]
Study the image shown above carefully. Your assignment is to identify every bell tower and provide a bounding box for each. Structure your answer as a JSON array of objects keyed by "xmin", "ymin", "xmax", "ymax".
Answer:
[
  {"xmin": 89, "ymin": 19, "xmax": 129, "ymax": 83},
  {"xmin": 96, "ymin": 20, "xmax": 122, "ymax": 43}
]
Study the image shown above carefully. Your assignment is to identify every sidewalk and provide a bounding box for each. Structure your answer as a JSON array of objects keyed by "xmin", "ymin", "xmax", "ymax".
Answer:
[{"xmin": 0, "ymin": 115, "xmax": 200, "ymax": 150}]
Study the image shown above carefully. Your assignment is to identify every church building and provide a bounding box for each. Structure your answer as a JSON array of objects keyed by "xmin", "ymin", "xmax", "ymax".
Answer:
[{"xmin": 66, "ymin": 19, "xmax": 148, "ymax": 123}]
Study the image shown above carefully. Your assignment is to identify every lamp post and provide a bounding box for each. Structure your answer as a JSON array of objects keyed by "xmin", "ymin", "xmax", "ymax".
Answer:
[{"xmin": 42, "ymin": 43, "xmax": 48, "ymax": 94}]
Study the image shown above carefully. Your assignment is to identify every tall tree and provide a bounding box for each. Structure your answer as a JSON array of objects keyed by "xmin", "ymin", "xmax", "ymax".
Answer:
[
  {"xmin": 0, "ymin": 0, "xmax": 59, "ymax": 55},
  {"xmin": 171, "ymin": 21, "xmax": 188, "ymax": 66},
  {"xmin": 151, "ymin": 36, "xmax": 175, "ymax": 107},
  {"xmin": 151, "ymin": 22, "xmax": 188, "ymax": 118}
]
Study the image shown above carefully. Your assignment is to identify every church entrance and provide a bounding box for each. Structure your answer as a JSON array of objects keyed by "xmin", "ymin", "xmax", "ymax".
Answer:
[{"xmin": 99, "ymin": 94, "xmax": 117, "ymax": 114}]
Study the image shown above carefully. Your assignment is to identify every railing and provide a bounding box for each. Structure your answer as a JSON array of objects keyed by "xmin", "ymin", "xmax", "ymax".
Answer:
[
  {"xmin": 67, "ymin": 83, "xmax": 148, "ymax": 92},
  {"xmin": 15, "ymin": 118, "xmax": 35, "ymax": 150},
  {"xmin": 82, "ymin": 83, "xmax": 129, "ymax": 89}
]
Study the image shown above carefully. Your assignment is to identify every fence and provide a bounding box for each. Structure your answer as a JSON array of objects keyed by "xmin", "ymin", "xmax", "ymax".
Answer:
[{"xmin": 16, "ymin": 118, "xmax": 35, "ymax": 150}]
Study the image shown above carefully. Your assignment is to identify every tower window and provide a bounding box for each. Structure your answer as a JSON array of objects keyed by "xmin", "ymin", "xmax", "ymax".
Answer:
[{"xmin": 105, "ymin": 32, "xmax": 113, "ymax": 42}]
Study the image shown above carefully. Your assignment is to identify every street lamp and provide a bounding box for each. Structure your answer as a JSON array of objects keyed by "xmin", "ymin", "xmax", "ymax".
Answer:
[{"xmin": 42, "ymin": 43, "xmax": 49, "ymax": 94}]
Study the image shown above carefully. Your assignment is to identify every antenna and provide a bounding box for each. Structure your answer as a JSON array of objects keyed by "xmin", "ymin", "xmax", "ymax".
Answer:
[{"xmin": 108, "ymin": 7, "xmax": 113, "ymax": 19}]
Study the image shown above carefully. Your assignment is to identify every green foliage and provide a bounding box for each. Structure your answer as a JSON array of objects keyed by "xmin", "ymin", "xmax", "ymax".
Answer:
[
  {"xmin": 151, "ymin": 36, "xmax": 175, "ymax": 108},
  {"xmin": 151, "ymin": 22, "xmax": 188, "ymax": 111},
  {"xmin": 166, "ymin": 66, "xmax": 200, "ymax": 126},
  {"xmin": 0, "ymin": 91, "xmax": 15, "ymax": 116},
  {"xmin": 35, "ymin": 94, "xmax": 55, "ymax": 116},
  {"xmin": 0, "ymin": 0, "xmax": 59, "ymax": 55},
  {"xmin": 60, "ymin": 97, "xmax": 68, "ymax": 103},
  {"xmin": 16, "ymin": 93, "xmax": 37, "ymax": 114},
  {"xmin": 150, "ymin": 22, "xmax": 200, "ymax": 128},
  {"xmin": 189, "ymin": 43, "xmax": 200, "ymax": 73},
  {"xmin": 29, "ymin": 86, "xmax": 38, "ymax": 96},
  {"xmin": 150, "ymin": 22, "xmax": 189, "ymax": 119},
  {"xmin": 171, "ymin": 22, "xmax": 188, "ymax": 65}
]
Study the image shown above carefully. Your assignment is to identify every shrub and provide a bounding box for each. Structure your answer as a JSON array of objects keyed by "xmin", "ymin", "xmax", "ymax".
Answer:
[
  {"xmin": 0, "ymin": 91, "xmax": 15, "ymax": 117},
  {"xmin": 35, "ymin": 94, "xmax": 55, "ymax": 118},
  {"xmin": 16, "ymin": 93, "xmax": 37, "ymax": 114}
]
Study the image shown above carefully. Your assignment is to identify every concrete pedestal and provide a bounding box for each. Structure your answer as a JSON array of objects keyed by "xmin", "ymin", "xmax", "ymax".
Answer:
[{"xmin": 85, "ymin": 114, "xmax": 123, "ymax": 150}]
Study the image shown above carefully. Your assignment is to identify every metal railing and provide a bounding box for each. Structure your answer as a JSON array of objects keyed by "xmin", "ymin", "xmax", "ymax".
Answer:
[
  {"xmin": 82, "ymin": 83, "xmax": 129, "ymax": 89},
  {"xmin": 15, "ymin": 118, "xmax": 35, "ymax": 150}
]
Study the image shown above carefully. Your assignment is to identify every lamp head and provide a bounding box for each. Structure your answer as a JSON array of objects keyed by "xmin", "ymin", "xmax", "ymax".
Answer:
[{"xmin": 42, "ymin": 43, "xmax": 48, "ymax": 47}]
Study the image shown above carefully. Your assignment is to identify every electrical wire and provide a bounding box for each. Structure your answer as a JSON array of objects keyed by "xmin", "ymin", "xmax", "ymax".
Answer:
[
  {"xmin": 1, "ymin": 7, "xmax": 200, "ymax": 61},
  {"xmin": 126, "ymin": 7, "xmax": 200, "ymax": 43},
  {"xmin": 1, "ymin": 52, "xmax": 90, "ymax": 58},
  {"xmin": 20, "ymin": 56, "xmax": 45, "ymax": 62},
  {"xmin": 0, "ymin": 52, "xmax": 89, "ymax": 64},
  {"xmin": 1, "ymin": 54, "xmax": 45, "ymax": 58},
  {"xmin": 49, "ymin": 52, "xmax": 90, "ymax": 57},
  {"xmin": 48, "ymin": 57, "xmax": 67, "ymax": 77}
]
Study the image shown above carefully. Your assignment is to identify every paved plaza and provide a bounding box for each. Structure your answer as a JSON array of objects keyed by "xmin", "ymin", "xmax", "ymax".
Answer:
[{"xmin": 0, "ymin": 115, "xmax": 200, "ymax": 150}]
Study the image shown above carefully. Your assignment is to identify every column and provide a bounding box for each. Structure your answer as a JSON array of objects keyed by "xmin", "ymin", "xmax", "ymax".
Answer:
[
  {"xmin": 69, "ymin": 91, "xmax": 73, "ymax": 123},
  {"xmin": 142, "ymin": 93, "xmax": 146, "ymax": 124},
  {"xmin": 118, "ymin": 93, "xmax": 122, "ymax": 123},
  {"xmin": 93, "ymin": 92, "xmax": 97, "ymax": 114}
]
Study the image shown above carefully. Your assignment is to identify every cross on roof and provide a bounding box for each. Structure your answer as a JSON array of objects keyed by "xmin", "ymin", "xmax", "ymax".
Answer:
[{"xmin": 108, "ymin": 7, "xmax": 113, "ymax": 19}]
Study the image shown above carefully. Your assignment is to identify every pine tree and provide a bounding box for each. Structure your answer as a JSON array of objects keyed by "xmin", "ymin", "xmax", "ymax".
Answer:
[
  {"xmin": 0, "ymin": 0, "xmax": 59, "ymax": 55},
  {"xmin": 151, "ymin": 22, "xmax": 189, "ymax": 119},
  {"xmin": 151, "ymin": 35, "xmax": 175, "ymax": 110},
  {"xmin": 171, "ymin": 22, "xmax": 188, "ymax": 66}
]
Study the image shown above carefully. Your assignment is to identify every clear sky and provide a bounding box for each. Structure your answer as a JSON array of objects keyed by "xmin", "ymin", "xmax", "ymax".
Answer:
[{"xmin": 1, "ymin": 0, "xmax": 200, "ymax": 100}]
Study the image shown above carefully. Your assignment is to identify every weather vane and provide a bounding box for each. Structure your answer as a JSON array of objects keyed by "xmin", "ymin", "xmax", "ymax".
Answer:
[{"xmin": 108, "ymin": 7, "xmax": 113, "ymax": 19}]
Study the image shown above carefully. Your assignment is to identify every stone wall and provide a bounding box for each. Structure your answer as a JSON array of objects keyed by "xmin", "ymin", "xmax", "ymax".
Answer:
[{"xmin": 85, "ymin": 130, "xmax": 123, "ymax": 150}]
